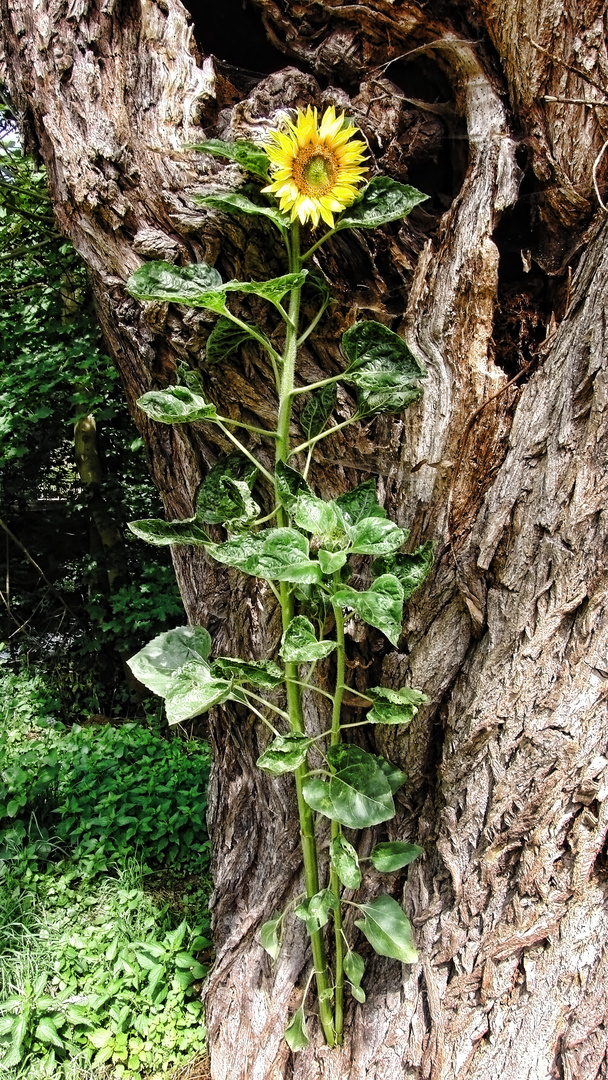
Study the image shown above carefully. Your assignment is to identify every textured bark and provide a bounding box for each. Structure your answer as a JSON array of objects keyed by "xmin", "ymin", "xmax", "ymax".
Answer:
[{"xmin": 1, "ymin": 1, "xmax": 607, "ymax": 1078}]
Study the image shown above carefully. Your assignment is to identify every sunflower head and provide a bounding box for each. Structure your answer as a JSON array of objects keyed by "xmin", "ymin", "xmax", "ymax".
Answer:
[{"xmin": 262, "ymin": 105, "xmax": 368, "ymax": 228}]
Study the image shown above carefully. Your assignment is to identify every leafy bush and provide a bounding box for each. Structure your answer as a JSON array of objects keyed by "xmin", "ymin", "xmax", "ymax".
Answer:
[
  {"xmin": 0, "ymin": 696, "xmax": 211, "ymax": 876},
  {"xmin": 0, "ymin": 863, "xmax": 210, "ymax": 1079},
  {"xmin": 53, "ymin": 724, "xmax": 211, "ymax": 874}
]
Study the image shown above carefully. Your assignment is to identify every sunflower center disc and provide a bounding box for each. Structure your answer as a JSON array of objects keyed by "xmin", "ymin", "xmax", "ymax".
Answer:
[{"xmin": 303, "ymin": 155, "xmax": 334, "ymax": 193}]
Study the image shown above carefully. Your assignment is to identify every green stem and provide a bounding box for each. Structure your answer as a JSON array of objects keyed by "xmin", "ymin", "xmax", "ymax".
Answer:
[
  {"xmin": 275, "ymin": 221, "xmax": 335, "ymax": 1046},
  {"xmin": 216, "ymin": 414, "xmax": 279, "ymax": 439},
  {"xmin": 330, "ymin": 582, "xmax": 347, "ymax": 1044},
  {"xmin": 301, "ymin": 228, "xmax": 338, "ymax": 262},
  {"xmin": 296, "ymin": 298, "xmax": 330, "ymax": 347},
  {"xmin": 289, "ymin": 372, "xmax": 342, "ymax": 398},
  {"xmin": 214, "ymin": 419, "xmax": 275, "ymax": 485},
  {"xmin": 289, "ymin": 414, "xmax": 358, "ymax": 458}
]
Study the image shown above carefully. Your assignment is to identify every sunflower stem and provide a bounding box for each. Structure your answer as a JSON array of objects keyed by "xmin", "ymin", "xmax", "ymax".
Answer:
[
  {"xmin": 275, "ymin": 220, "xmax": 335, "ymax": 1047},
  {"xmin": 301, "ymin": 227, "xmax": 338, "ymax": 262}
]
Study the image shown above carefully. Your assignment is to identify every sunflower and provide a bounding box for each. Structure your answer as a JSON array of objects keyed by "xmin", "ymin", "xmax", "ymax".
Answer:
[{"xmin": 263, "ymin": 105, "xmax": 368, "ymax": 228}]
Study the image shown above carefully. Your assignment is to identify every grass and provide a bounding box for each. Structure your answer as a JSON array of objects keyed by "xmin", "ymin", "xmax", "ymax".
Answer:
[{"xmin": 0, "ymin": 668, "xmax": 213, "ymax": 1079}]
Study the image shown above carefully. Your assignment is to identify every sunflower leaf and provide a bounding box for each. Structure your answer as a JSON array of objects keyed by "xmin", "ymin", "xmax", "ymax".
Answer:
[
  {"xmin": 128, "ymin": 517, "xmax": 211, "ymax": 548},
  {"xmin": 337, "ymin": 177, "xmax": 428, "ymax": 230},
  {"xmin": 127, "ymin": 261, "xmax": 305, "ymax": 312},
  {"xmin": 302, "ymin": 744, "xmax": 395, "ymax": 829},
  {"xmin": 284, "ymin": 1007, "xmax": 309, "ymax": 1052},
  {"xmin": 188, "ymin": 138, "xmax": 270, "ymax": 181},
  {"xmin": 196, "ymin": 453, "xmax": 258, "ymax": 524},
  {"xmin": 354, "ymin": 895, "xmax": 418, "ymax": 963},
  {"xmin": 195, "ymin": 190, "xmax": 289, "ymax": 231},
  {"xmin": 342, "ymin": 321, "xmax": 426, "ymax": 417},
  {"xmin": 206, "ymin": 528, "xmax": 323, "ymax": 585},
  {"xmin": 300, "ymin": 383, "xmax": 337, "ymax": 440},
  {"xmin": 333, "ymin": 574, "xmax": 405, "ymax": 646},
  {"xmin": 137, "ymin": 386, "xmax": 217, "ymax": 424},
  {"xmin": 280, "ymin": 615, "xmax": 337, "ymax": 663},
  {"xmin": 256, "ymin": 734, "xmax": 314, "ymax": 775},
  {"xmin": 370, "ymin": 841, "xmax": 423, "ymax": 872},
  {"xmin": 259, "ymin": 912, "xmax": 283, "ymax": 959},
  {"xmin": 206, "ymin": 316, "xmax": 270, "ymax": 365},
  {"xmin": 372, "ymin": 541, "xmax": 434, "ymax": 600}
]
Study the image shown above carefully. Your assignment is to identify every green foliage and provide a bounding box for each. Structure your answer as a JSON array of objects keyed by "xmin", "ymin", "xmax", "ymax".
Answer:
[
  {"xmin": 0, "ymin": 664, "xmax": 212, "ymax": 1078},
  {"xmin": 0, "ymin": 865, "xmax": 209, "ymax": 1079},
  {"xmin": 53, "ymin": 725, "xmax": 211, "ymax": 874},
  {"xmin": 336, "ymin": 176, "xmax": 428, "ymax": 231},
  {"xmin": 189, "ymin": 138, "xmax": 270, "ymax": 181},
  {"xmin": 0, "ymin": 695, "xmax": 211, "ymax": 875},
  {"xmin": 196, "ymin": 190, "xmax": 289, "ymax": 231},
  {"xmin": 354, "ymin": 895, "xmax": 418, "ymax": 963}
]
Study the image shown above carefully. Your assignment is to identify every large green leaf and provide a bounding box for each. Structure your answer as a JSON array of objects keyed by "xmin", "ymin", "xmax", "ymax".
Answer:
[
  {"xmin": 207, "ymin": 528, "xmax": 323, "ymax": 585},
  {"xmin": 335, "ymin": 479, "xmax": 386, "ymax": 526},
  {"xmin": 330, "ymin": 833, "xmax": 362, "ymax": 889},
  {"xmin": 137, "ymin": 386, "xmax": 217, "ymax": 424},
  {"xmin": 210, "ymin": 657, "xmax": 283, "ymax": 687},
  {"xmin": 280, "ymin": 616, "xmax": 336, "ymax": 662},
  {"xmin": 163, "ymin": 660, "xmax": 234, "ymax": 725},
  {"xmin": 256, "ymin": 734, "xmax": 314, "ymax": 775},
  {"xmin": 354, "ymin": 895, "xmax": 418, "ymax": 963},
  {"xmin": 188, "ymin": 138, "xmax": 270, "ymax": 181},
  {"xmin": 127, "ymin": 625, "xmax": 212, "ymax": 697},
  {"xmin": 205, "ymin": 316, "xmax": 270, "ymax": 365},
  {"xmin": 196, "ymin": 190, "xmax": 289, "ymax": 231},
  {"xmin": 127, "ymin": 260, "xmax": 222, "ymax": 305},
  {"xmin": 274, "ymin": 461, "xmax": 313, "ymax": 514},
  {"xmin": 196, "ymin": 453, "xmax": 257, "ymax": 524},
  {"xmin": 342, "ymin": 321, "xmax": 426, "ymax": 417},
  {"xmin": 284, "ymin": 1007, "xmax": 309, "ymax": 1052},
  {"xmin": 127, "ymin": 260, "xmax": 305, "ymax": 312},
  {"xmin": 367, "ymin": 685, "xmax": 428, "ymax": 725},
  {"xmin": 333, "ymin": 574, "xmax": 405, "ymax": 646},
  {"xmin": 259, "ymin": 912, "xmax": 283, "ymax": 960},
  {"xmin": 347, "ymin": 516, "xmax": 408, "ymax": 556},
  {"xmin": 128, "ymin": 517, "xmax": 210, "ymax": 547},
  {"xmin": 372, "ymin": 540, "xmax": 434, "ymax": 600},
  {"xmin": 370, "ymin": 841, "xmax": 423, "ymax": 872},
  {"xmin": 300, "ymin": 383, "xmax": 336, "ymax": 440},
  {"xmin": 302, "ymin": 744, "xmax": 395, "ymax": 829},
  {"xmin": 337, "ymin": 177, "xmax": 428, "ymax": 231}
]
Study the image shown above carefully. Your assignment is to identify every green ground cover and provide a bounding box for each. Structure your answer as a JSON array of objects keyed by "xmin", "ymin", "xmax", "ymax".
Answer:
[{"xmin": 0, "ymin": 670, "xmax": 212, "ymax": 1079}]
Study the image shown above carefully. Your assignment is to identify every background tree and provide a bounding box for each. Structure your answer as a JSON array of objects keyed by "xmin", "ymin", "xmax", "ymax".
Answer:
[{"xmin": 1, "ymin": 2, "xmax": 607, "ymax": 1078}]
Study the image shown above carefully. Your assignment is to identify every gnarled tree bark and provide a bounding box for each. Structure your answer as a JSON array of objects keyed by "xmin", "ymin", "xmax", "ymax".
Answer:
[{"xmin": 1, "ymin": 1, "xmax": 607, "ymax": 1077}]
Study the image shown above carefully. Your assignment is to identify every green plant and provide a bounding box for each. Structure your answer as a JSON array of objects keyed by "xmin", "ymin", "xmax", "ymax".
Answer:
[
  {"xmin": 0, "ymin": 672, "xmax": 211, "ymax": 883},
  {"xmin": 53, "ymin": 724, "xmax": 211, "ymax": 874},
  {"xmin": 125, "ymin": 105, "xmax": 433, "ymax": 1047},
  {"xmin": 0, "ymin": 864, "xmax": 209, "ymax": 1079}
]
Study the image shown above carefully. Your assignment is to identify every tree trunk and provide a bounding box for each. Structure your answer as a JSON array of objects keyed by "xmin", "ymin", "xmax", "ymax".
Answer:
[{"xmin": 2, "ymin": 2, "xmax": 608, "ymax": 1077}]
